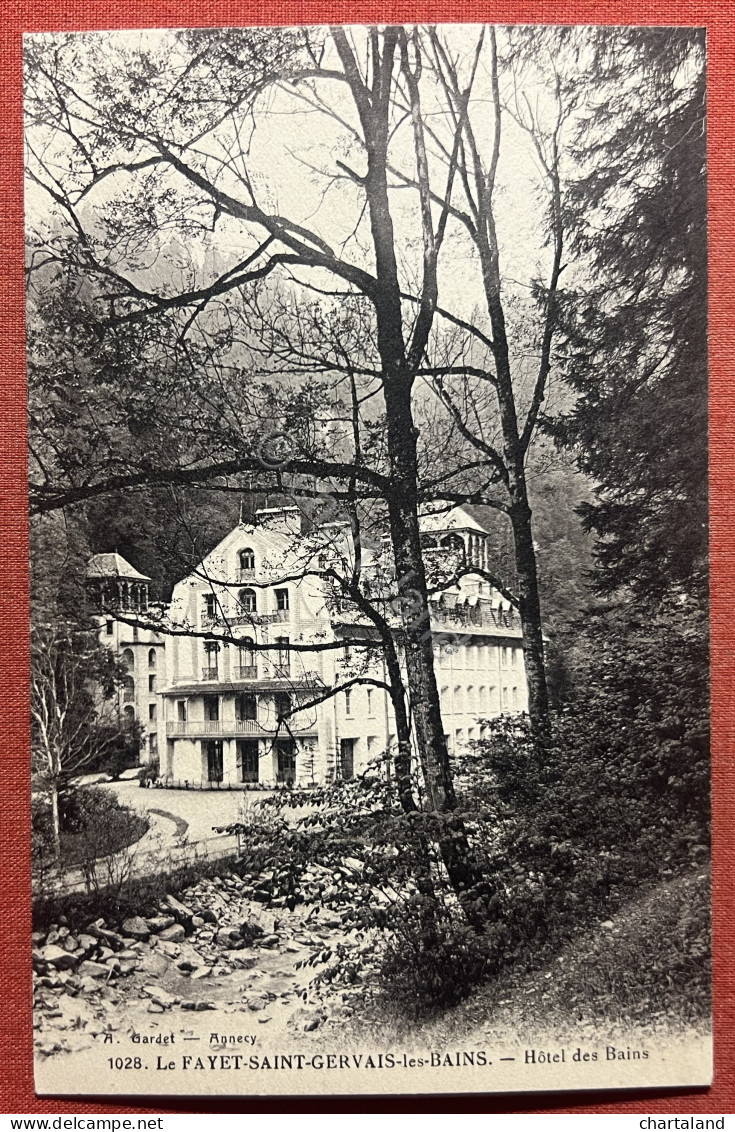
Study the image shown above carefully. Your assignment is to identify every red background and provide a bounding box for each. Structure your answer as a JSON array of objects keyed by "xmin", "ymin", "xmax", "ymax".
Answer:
[{"xmin": 1, "ymin": 0, "xmax": 732, "ymax": 1114}]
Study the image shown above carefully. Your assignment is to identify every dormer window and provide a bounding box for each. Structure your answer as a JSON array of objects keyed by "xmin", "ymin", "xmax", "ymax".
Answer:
[
  {"xmin": 239, "ymin": 549, "xmax": 255, "ymax": 579},
  {"xmin": 238, "ymin": 588, "xmax": 257, "ymax": 613}
]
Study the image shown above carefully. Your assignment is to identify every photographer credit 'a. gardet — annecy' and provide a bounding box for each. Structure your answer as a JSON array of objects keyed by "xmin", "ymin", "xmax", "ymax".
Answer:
[{"xmin": 25, "ymin": 24, "xmax": 711, "ymax": 1097}]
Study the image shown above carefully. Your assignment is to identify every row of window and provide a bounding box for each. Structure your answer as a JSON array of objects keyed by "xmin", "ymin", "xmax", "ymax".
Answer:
[
  {"xmin": 202, "ymin": 637, "xmax": 290, "ymax": 677},
  {"xmin": 435, "ymin": 643, "xmax": 522, "ymax": 669},
  {"xmin": 203, "ymin": 587, "xmax": 290, "ymax": 619},
  {"xmin": 441, "ymin": 684, "xmax": 520, "ymax": 711},
  {"xmin": 176, "ymin": 691, "xmax": 294, "ymax": 723},
  {"xmin": 119, "ymin": 647, "xmax": 158, "ymax": 669}
]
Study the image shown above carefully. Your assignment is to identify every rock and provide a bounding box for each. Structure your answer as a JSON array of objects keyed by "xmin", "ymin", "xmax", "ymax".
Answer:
[
  {"xmin": 181, "ymin": 1000, "xmax": 216, "ymax": 1012},
  {"xmin": 158, "ymin": 924, "xmax": 186, "ymax": 943},
  {"xmin": 257, "ymin": 1015, "xmax": 272, "ymax": 1024},
  {"xmin": 146, "ymin": 916, "xmax": 176, "ymax": 933},
  {"xmin": 40, "ymin": 945, "xmax": 79, "ymax": 971},
  {"xmin": 77, "ymin": 934, "xmax": 98, "ymax": 956},
  {"xmin": 86, "ymin": 924, "xmax": 125, "ymax": 951},
  {"xmin": 289, "ymin": 1007, "xmax": 324, "ymax": 1032},
  {"xmin": 32, "ymin": 932, "xmax": 46, "ymax": 947},
  {"xmin": 177, "ymin": 959, "xmax": 198, "ymax": 973},
  {"xmin": 223, "ymin": 950, "xmax": 258, "ymax": 970},
  {"xmin": 77, "ymin": 961, "xmax": 110, "ymax": 980},
  {"xmin": 215, "ymin": 927, "xmax": 242, "ymax": 949},
  {"xmin": 162, "ymin": 895, "xmax": 194, "ymax": 929},
  {"xmin": 252, "ymin": 889, "xmax": 271, "ymax": 903},
  {"xmin": 121, "ymin": 916, "xmax": 150, "ymax": 941},
  {"xmin": 138, "ymin": 951, "xmax": 170, "ymax": 978},
  {"xmin": 191, "ymin": 915, "xmax": 205, "ymax": 929},
  {"xmin": 601, "ymin": 920, "xmax": 614, "ymax": 930},
  {"xmin": 190, "ymin": 967, "xmax": 212, "ymax": 980},
  {"xmin": 199, "ymin": 909, "xmax": 218, "ymax": 925},
  {"xmin": 147, "ymin": 1002, "xmax": 165, "ymax": 1013},
  {"xmin": 260, "ymin": 934, "xmax": 280, "ymax": 948},
  {"xmin": 117, "ymin": 960, "xmax": 138, "ymax": 977},
  {"xmin": 32, "ymin": 949, "xmax": 49, "ymax": 974},
  {"xmin": 157, "ymin": 940, "xmax": 181, "ymax": 958},
  {"xmin": 142, "ymin": 984, "xmax": 177, "ymax": 1006}
]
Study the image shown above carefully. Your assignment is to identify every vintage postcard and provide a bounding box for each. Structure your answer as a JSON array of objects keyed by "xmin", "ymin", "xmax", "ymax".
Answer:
[{"xmin": 25, "ymin": 24, "xmax": 711, "ymax": 1097}]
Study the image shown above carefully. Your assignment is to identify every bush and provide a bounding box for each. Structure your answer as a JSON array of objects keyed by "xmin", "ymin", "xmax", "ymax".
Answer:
[
  {"xmin": 58, "ymin": 786, "xmax": 148, "ymax": 866},
  {"xmin": 378, "ymin": 901, "xmax": 490, "ymax": 1018}
]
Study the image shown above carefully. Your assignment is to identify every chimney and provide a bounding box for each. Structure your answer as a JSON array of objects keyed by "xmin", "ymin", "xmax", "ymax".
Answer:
[{"xmin": 254, "ymin": 506, "xmax": 302, "ymax": 535}]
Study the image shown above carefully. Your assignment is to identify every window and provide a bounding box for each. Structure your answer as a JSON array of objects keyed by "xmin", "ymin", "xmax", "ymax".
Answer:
[
  {"xmin": 274, "ymin": 692, "xmax": 291, "ymax": 721},
  {"xmin": 317, "ymin": 553, "xmax": 327, "ymax": 570},
  {"xmin": 176, "ymin": 700, "xmax": 187, "ymax": 722},
  {"xmin": 123, "ymin": 675, "xmax": 135, "ymax": 703},
  {"xmin": 276, "ymin": 739, "xmax": 297, "ymax": 784},
  {"xmin": 149, "ymin": 733, "xmax": 158, "ymax": 757},
  {"xmin": 501, "ymin": 646, "xmax": 509, "ymax": 667},
  {"xmin": 204, "ymin": 695, "xmax": 219, "ymax": 722},
  {"xmin": 276, "ymin": 636, "xmax": 290, "ymax": 672},
  {"xmin": 203, "ymin": 641, "xmax": 220, "ymax": 677},
  {"xmin": 366, "ymin": 688, "xmax": 374, "ymax": 716},
  {"xmin": 238, "ymin": 588, "xmax": 257, "ymax": 613},
  {"xmin": 453, "ymin": 685, "xmax": 462, "ymax": 711},
  {"xmin": 512, "ymin": 686, "xmax": 519, "ymax": 709},
  {"xmin": 340, "ymin": 738, "xmax": 355, "ymax": 780},
  {"xmin": 237, "ymin": 739, "xmax": 259, "ymax": 783},
  {"xmin": 235, "ymin": 693, "xmax": 257, "ymax": 722},
  {"xmin": 148, "ymin": 702, "xmax": 157, "ymax": 722},
  {"xmin": 203, "ymin": 593, "xmax": 216, "ymax": 620},
  {"xmin": 123, "ymin": 704, "xmax": 135, "ymax": 725},
  {"xmin": 148, "ymin": 648, "xmax": 156, "ymax": 667},
  {"xmin": 148, "ymin": 674, "xmax": 156, "ymax": 692},
  {"xmin": 205, "ymin": 739, "xmax": 223, "ymax": 783},
  {"xmin": 239, "ymin": 548, "xmax": 255, "ymax": 573},
  {"xmin": 106, "ymin": 620, "xmax": 114, "ymax": 636},
  {"xmin": 275, "ymin": 588, "xmax": 289, "ymax": 611},
  {"xmin": 122, "ymin": 648, "xmax": 134, "ymax": 671},
  {"xmin": 344, "ymin": 689, "xmax": 352, "ymax": 716},
  {"xmin": 467, "ymin": 685, "xmax": 474, "ymax": 711}
]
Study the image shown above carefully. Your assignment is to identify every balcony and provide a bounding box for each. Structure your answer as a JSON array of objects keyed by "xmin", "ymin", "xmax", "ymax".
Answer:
[
  {"xmin": 234, "ymin": 665, "xmax": 258, "ymax": 679},
  {"xmin": 238, "ymin": 569, "xmax": 255, "ymax": 583},
  {"xmin": 201, "ymin": 667, "xmax": 220, "ymax": 680},
  {"xmin": 274, "ymin": 609, "xmax": 290, "ymax": 623},
  {"xmin": 167, "ymin": 719, "xmax": 261, "ymax": 737}
]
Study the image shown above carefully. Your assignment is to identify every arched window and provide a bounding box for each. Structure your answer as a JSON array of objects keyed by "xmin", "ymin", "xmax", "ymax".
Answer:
[
  {"xmin": 239, "ymin": 637, "xmax": 255, "ymax": 667},
  {"xmin": 122, "ymin": 648, "xmax": 134, "ymax": 671},
  {"xmin": 123, "ymin": 704, "xmax": 135, "ymax": 725},
  {"xmin": 123, "ymin": 675, "xmax": 135, "ymax": 704},
  {"xmin": 238, "ymin": 588, "xmax": 257, "ymax": 613},
  {"xmin": 239, "ymin": 548, "xmax": 255, "ymax": 576},
  {"xmin": 148, "ymin": 648, "xmax": 156, "ymax": 668}
]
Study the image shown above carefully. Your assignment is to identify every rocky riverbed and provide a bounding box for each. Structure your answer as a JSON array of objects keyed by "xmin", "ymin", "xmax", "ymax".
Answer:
[{"xmin": 33, "ymin": 865, "xmax": 374, "ymax": 1062}]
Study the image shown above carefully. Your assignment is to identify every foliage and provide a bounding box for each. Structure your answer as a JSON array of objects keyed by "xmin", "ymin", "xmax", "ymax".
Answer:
[
  {"xmin": 33, "ymin": 786, "xmax": 148, "ymax": 868},
  {"xmin": 555, "ymin": 28, "xmax": 707, "ymax": 604}
]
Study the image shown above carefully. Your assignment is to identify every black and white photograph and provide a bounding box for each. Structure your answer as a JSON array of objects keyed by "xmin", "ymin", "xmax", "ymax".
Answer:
[{"xmin": 24, "ymin": 23, "xmax": 711, "ymax": 1097}]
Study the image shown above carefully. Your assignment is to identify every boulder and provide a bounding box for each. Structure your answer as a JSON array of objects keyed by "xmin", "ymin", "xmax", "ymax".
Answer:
[
  {"xmin": 121, "ymin": 916, "xmax": 150, "ymax": 942},
  {"xmin": 40, "ymin": 944, "xmax": 79, "ymax": 971},
  {"xmin": 146, "ymin": 916, "xmax": 176, "ymax": 933},
  {"xmin": 77, "ymin": 960, "xmax": 110, "ymax": 980},
  {"xmin": 142, "ymin": 985, "xmax": 177, "ymax": 1006},
  {"xmin": 215, "ymin": 927, "xmax": 242, "ymax": 949},
  {"xmin": 162, "ymin": 895, "xmax": 194, "ymax": 929},
  {"xmin": 199, "ymin": 909, "xmax": 218, "ymax": 925},
  {"xmin": 158, "ymin": 924, "xmax": 186, "ymax": 943}
]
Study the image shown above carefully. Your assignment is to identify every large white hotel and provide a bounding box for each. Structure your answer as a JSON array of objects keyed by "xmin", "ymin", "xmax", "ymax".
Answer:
[{"xmin": 89, "ymin": 505, "xmax": 528, "ymax": 787}]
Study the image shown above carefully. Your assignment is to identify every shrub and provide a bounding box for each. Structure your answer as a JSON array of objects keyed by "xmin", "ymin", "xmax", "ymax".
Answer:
[{"xmin": 58, "ymin": 786, "xmax": 148, "ymax": 867}]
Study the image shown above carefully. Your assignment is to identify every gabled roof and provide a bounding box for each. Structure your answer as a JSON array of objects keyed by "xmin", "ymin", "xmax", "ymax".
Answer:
[
  {"xmin": 419, "ymin": 504, "xmax": 490, "ymax": 535},
  {"xmin": 86, "ymin": 552, "xmax": 151, "ymax": 582}
]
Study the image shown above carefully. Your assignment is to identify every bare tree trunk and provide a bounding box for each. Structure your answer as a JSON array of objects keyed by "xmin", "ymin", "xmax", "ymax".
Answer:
[{"xmin": 50, "ymin": 778, "xmax": 61, "ymax": 862}]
